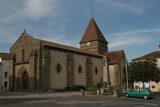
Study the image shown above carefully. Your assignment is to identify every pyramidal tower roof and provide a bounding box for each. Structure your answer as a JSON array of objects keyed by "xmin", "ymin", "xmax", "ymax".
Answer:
[{"xmin": 80, "ymin": 17, "xmax": 108, "ymax": 43}]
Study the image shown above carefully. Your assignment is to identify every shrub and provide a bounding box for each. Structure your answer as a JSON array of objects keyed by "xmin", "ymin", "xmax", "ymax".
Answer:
[
  {"xmin": 97, "ymin": 83, "xmax": 103, "ymax": 88},
  {"xmin": 65, "ymin": 85, "xmax": 86, "ymax": 91},
  {"xmin": 72, "ymin": 85, "xmax": 86, "ymax": 91}
]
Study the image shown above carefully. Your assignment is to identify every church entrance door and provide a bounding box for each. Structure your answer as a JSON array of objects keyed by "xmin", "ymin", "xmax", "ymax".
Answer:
[{"xmin": 22, "ymin": 71, "xmax": 28, "ymax": 89}]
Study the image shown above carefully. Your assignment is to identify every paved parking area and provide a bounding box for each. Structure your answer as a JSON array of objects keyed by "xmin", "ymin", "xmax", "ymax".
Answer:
[
  {"xmin": 0, "ymin": 92, "xmax": 159, "ymax": 107},
  {"xmin": 0, "ymin": 91, "xmax": 82, "ymax": 98}
]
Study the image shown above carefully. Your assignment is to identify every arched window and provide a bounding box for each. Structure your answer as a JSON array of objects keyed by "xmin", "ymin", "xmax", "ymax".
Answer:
[
  {"xmin": 94, "ymin": 67, "xmax": 98, "ymax": 75},
  {"xmin": 78, "ymin": 65, "xmax": 82, "ymax": 74},
  {"xmin": 55, "ymin": 63, "xmax": 62, "ymax": 74}
]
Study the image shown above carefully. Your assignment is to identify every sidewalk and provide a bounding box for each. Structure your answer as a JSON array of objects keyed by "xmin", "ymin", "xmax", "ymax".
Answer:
[
  {"xmin": 152, "ymin": 92, "xmax": 160, "ymax": 100},
  {"xmin": 0, "ymin": 91, "xmax": 82, "ymax": 99}
]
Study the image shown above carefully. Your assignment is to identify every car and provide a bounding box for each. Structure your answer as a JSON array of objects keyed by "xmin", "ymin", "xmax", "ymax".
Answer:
[{"xmin": 123, "ymin": 87, "xmax": 152, "ymax": 99}]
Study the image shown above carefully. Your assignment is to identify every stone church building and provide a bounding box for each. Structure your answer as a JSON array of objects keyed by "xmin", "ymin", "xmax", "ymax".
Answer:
[{"xmin": 9, "ymin": 17, "xmax": 127, "ymax": 91}]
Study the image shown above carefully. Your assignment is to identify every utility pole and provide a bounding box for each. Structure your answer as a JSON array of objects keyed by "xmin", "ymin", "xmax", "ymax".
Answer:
[{"xmin": 0, "ymin": 58, "xmax": 2, "ymax": 91}]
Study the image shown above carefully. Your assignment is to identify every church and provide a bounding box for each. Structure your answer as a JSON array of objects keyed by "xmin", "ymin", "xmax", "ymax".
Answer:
[{"xmin": 9, "ymin": 17, "xmax": 127, "ymax": 91}]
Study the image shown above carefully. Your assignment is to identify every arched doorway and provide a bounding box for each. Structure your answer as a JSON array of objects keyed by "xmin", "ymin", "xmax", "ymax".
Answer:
[{"xmin": 22, "ymin": 71, "xmax": 28, "ymax": 89}]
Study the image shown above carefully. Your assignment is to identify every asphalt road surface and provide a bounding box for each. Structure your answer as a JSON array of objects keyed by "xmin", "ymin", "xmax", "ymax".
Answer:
[{"xmin": 0, "ymin": 92, "xmax": 159, "ymax": 107}]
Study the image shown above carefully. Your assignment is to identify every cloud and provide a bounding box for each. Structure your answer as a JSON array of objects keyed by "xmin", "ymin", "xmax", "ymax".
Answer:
[
  {"xmin": 0, "ymin": 25, "xmax": 20, "ymax": 43},
  {"xmin": 109, "ymin": 1, "xmax": 142, "ymax": 13},
  {"xmin": 109, "ymin": 35, "xmax": 150, "ymax": 48},
  {"xmin": 94, "ymin": 0, "xmax": 145, "ymax": 14},
  {"xmin": 112, "ymin": 27, "xmax": 160, "ymax": 36},
  {"xmin": 108, "ymin": 27, "xmax": 160, "ymax": 48},
  {"xmin": 38, "ymin": 34, "xmax": 73, "ymax": 46},
  {"xmin": 0, "ymin": 0, "xmax": 66, "ymax": 45},
  {"xmin": 1, "ymin": 0, "xmax": 59, "ymax": 22},
  {"xmin": 24, "ymin": 0, "xmax": 58, "ymax": 19}
]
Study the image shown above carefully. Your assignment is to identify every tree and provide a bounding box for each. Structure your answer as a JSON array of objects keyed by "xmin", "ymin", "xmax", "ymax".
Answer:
[{"xmin": 128, "ymin": 58, "xmax": 160, "ymax": 83}]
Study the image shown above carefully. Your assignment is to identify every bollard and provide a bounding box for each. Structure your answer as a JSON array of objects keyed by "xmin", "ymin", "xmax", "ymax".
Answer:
[
  {"xmin": 100, "ymin": 88, "xmax": 104, "ymax": 94},
  {"xmin": 81, "ymin": 89, "xmax": 85, "ymax": 96},
  {"xmin": 113, "ymin": 90, "xmax": 118, "ymax": 97},
  {"xmin": 97, "ymin": 90, "xmax": 100, "ymax": 96}
]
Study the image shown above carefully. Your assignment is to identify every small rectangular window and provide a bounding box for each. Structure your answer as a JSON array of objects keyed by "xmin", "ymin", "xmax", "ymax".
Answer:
[
  {"xmin": 4, "ymin": 81, "xmax": 7, "ymax": 88},
  {"xmin": 5, "ymin": 72, "xmax": 8, "ymax": 78}
]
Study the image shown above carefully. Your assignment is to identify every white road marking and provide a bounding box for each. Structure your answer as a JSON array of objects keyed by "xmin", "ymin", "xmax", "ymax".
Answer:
[{"xmin": 24, "ymin": 100, "xmax": 55, "ymax": 104}]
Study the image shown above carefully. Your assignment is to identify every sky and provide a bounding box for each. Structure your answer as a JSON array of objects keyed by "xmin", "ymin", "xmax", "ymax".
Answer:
[{"xmin": 0, "ymin": 0, "xmax": 160, "ymax": 61}]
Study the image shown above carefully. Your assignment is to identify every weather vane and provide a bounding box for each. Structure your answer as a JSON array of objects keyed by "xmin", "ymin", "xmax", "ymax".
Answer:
[
  {"xmin": 23, "ymin": 29, "xmax": 26, "ymax": 33},
  {"xmin": 91, "ymin": 7, "xmax": 94, "ymax": 17}
]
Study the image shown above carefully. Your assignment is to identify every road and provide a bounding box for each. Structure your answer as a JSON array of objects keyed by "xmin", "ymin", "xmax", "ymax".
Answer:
[{"xmin": 0, "ymin": 92, "xmax": 159, "ymax": 107}]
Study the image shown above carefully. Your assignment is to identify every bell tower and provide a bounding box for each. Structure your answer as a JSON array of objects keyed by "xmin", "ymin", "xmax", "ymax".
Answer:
[{"xmin": 80, "ymin": 17, "xmax": 108, "ymax": 54}]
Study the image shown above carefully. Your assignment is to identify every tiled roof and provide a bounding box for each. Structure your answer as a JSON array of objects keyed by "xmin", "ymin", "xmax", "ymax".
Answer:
[
  {"xmin": 0, "ymin": 52, "xmax": 12, "ymax": 60},
  {"xmin": 80, "ymin": 17, "xmax": 107, "ymax": 43},
  {"xmin": 133, "ymin": 51, "xmax": 160, "ymax": 61},
  {"xmin": 104, "ymin": 50, "xmax": 124, "ymax": 65},
  {"xmin": 13, "ymin": 31, "xmax": 103, "ymax": 58},
  {"xmin": 38, "ymin": 39, "xmax": 103, "ymax": 57}
]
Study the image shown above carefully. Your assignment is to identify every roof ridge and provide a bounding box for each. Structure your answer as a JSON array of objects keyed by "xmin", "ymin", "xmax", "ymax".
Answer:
[
  {"xmin": 0, "ymin": 52, "xmax": 9, "ymax": 54},
  {"xmin": 0, "ymin": 52, "xmax": 12, "ymax": 60},
  {"xmin": 38, "ymin": 39, "xmax": 103, "ymax": 57},
  {"xmin": 106, "ymin": 50, "xmax": 124, "ymax": 53},
  {"xmin": 132, "ymin": 50, "xmax": 160, "ymax": 61}
]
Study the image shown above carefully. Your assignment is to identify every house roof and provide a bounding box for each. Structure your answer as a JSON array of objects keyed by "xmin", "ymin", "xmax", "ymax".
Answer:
[
  {"xmin": 133, "ymin": 51, "xmax": 160, "ymax": 61},
  {"xmin": 80, "ymin": 17, "xmax": 107, "ymax": 43},
  {"xmin": 0, "ymin": 52, "xmax": 12, "ymax": 60},
  {"xmin": 38, "ymin": 39, "xmax": 103, "ymax": 58},
  {"xmin": 104, "ymin": 50, "xmax": 125, "ymax": 65}
]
